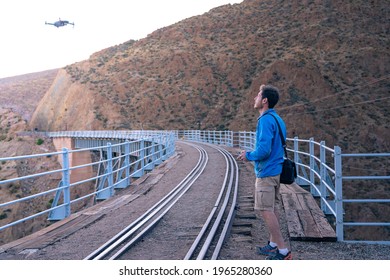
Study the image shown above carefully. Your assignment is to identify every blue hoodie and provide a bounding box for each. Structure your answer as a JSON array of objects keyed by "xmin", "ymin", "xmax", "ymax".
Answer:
[{"xmin": 245, "ymin": 109, "xmax": 286, "ymax": 178}]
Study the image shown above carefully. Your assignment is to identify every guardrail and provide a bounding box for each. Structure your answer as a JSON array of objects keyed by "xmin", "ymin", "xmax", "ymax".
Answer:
[
  {"xmin": 287, "ymin": 138, "xmax": 389, "ymax": 244},
  {"xmin": 180, "ymin": 130, "xmax": 390, "ymax": 244},
  {"xmin": 176, "ymin": 130, "xmax": 234, "ymax": 147},
  {"xmin": 0, "ymin": 131, "xmax": 176, "ymax": 235}
]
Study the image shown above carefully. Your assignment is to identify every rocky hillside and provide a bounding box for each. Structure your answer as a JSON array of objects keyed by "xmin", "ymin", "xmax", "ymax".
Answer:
[
  {"xmin": 0, "ymin": 70, "xmax": 60, "ymax": 243},
  {"xmin": 29, "ymin": 0, "xmax": 389, "ymax": 153},
  {"xmin": 0, "ymin": 107, "xmax": 63, "ymax": 244},
  {"xmin": 0, "ymin": 70, "xmax": 58, "ymax": 121}
]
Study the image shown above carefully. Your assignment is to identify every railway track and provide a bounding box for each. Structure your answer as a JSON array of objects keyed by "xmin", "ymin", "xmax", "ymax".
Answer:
[
  {"xmin": 84, "ymin": 141, "xmax": 238, "ymax": 260},
  {"xmin": 184, "ymin": 144, "xmax": 239, "ymax": 260}
]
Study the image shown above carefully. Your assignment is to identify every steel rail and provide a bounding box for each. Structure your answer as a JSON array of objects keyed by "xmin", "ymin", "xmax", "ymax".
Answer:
[
  {"xmin": 84, "ymin": 142, "xmax": 208, "ymax": 260},
  {"xmin": 184, "ymin": 144, "xmax": 239, "ymax": 260},
  {"xmin": 108, "ymin": 144, "xmax": 208, "ymax": 260},
  {"xmin": 211, "ymin": 147, "xmax": 239, "ymax": 259}
]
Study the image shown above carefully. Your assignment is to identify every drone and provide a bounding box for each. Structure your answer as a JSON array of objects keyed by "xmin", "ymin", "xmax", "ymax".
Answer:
[{"xmin": 45, "ymin": 18, "xmax": 74, "ymax": 28}]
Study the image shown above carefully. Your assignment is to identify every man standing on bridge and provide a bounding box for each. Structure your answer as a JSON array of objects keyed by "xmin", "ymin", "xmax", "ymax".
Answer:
[{"xmin": 237, "ymin": 84, "xmax": 292, "ymax": 260}]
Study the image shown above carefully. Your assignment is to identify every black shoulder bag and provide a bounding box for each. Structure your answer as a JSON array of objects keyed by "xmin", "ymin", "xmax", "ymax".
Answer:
[{"xmin": 268, "ymin": 114, "xmax": 297, "ymax": 184}]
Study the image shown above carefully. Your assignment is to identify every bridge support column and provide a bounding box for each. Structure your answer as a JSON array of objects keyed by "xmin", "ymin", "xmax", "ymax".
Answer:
[
  {"xmin": 52, "ymin": 137, "xmax": 93, "ymax": 184},
  {"xmin": 48, "ymin": 148, "xmax": 71, "ymax": 220}
]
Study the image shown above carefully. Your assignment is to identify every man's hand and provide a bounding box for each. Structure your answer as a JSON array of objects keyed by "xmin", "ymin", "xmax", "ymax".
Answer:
[{"xmin": 237, "ymin": 150, "xmax": 247, "ymax": 161}]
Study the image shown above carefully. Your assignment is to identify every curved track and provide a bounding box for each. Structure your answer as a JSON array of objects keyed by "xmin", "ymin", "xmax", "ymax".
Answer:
[
  {"xmin": 84, "ymin": 141, "xmax": 238, "ymax": 260},
  {"xmin": 184, "ymin": 143, "xmax": 239, "ymax": 260}
]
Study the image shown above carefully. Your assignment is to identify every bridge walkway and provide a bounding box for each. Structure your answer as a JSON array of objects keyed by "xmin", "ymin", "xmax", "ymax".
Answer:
[
  {"xmin": 0, "ymin": 159, "xmax": 173, "ymax": 258},
  {"xmin": 281, "ymin": 183, "xmax": 336, "ymax": 241},
  {"xmin": 0, "ymin": 145, "xmax": 336, "ymax": 260},
  {"xmin": 0, "ymin": 180, "xmax": 336, "ymax": 258}
]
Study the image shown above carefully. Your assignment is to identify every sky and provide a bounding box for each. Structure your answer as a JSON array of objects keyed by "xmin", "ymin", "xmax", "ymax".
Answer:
[{"xmin": 0, "ymin": 0, "xmax": 243, "ymax": 79}]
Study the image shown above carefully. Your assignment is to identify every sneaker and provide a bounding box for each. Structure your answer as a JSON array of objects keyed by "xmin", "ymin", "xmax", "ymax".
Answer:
[
  {"xmin": 266, "ymin": 251, "xmax": 292, "ymax": 260},
  {"xmin": 256, "ymin": 242, "xmax": 278, "ymax": 256}
]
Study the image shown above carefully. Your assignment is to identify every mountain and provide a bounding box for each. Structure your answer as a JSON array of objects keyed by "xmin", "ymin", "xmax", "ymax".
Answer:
[
  {"xmin": 0, "ymin": 70, "xmax": 58, "ymax": 121},
  {"xmin": 29, "ymin": 0, "xmax": 389, "ymax": 154}
]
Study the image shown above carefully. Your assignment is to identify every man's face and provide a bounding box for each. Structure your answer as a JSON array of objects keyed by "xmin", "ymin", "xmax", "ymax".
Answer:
[{"xmin": 254, "ymin": 86, "xmax": 266, "ymax": 109}]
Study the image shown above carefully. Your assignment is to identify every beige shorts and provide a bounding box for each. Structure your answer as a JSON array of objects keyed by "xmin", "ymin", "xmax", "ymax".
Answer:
[{"xmin": 254, "ymin": 175, "xmax": 281, "ymax": 211}]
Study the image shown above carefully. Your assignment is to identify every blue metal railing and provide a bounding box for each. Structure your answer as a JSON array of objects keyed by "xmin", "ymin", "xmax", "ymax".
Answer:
[
  {"xmin": 176, "ymin": 130, "xmax": 234, "ymax": 146},
  {"xmin": 0, "ymin": 131, "xmax": 176, "ymax": 233},
  {"xmin": 180, "ymin": 130, "xmax": 390, "ymax": 244}
]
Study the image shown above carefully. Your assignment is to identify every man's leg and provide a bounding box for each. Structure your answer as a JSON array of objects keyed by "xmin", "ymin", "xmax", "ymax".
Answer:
[
  {"xmin": 259, "ymin": 180, "xmax": 292, "ymax": 260},
  {"xmin": 260, "ymin": 210, "xmax": 286, "ymax": 249},
  {"xmin": 255, "ymin": 177, "xmax": 282, "ymax": 254},
  {"xmin": 255, "ymin": 176, "xmax": 291, "ymax": 258}
]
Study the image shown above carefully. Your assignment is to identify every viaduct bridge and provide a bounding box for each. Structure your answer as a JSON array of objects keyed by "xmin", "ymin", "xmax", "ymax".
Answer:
[{"xmin": 0, "ymin": 130, "xmax": 389, "ymax": 246}]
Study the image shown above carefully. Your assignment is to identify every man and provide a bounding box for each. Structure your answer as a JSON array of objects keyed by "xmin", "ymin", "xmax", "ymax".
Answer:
[{"xmin": 237, "ymin": 84, "xmax": 292, "ymax": 260}]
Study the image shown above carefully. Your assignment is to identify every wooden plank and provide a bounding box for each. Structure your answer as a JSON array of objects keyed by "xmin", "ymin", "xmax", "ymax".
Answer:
[
  {"xmin": 0, "ymin": 213, "xmax": 82, "ymax": 251},
  {"xmin": 231, "ymin": 227, "xmax": 252, "ymax": 235},
  {"xmin": 239, "ymin": 195, "xmax": 254, "ymax": 201},
  {"xmin": 281, "ymin": 193, "xmax": 303, "ymax": 210},
  {"xmin": 289, "ymin": 182, "xmax": 310, "ymax": 194},
  {"xmin": 297, "ymin": 193, "xmax": 320, "ymax": 211},
  {"xmin": 233, "ymin": 221, "xmax": 253, "ymax": 227},
  {"xmin": 281, "ymin": 183, "xmax": 309, "ymax": 194},
  {"xmin": 280, "ymin": 183, "xmax": 337, "ymax": 241},
  {"xmin": 284, "ymin": 210, "xmax": 305, "ymax": 239},
  {"xmin": 236, "ymin": 212, "xmax": 257, "ymax": 219},
  {"xmin": 280, "ymin": 184, "xmax": 296, "ymax": 194},
  {"xmin": 311, "ymin": 210, "xmax": 337, "ymax": 241},
  {"xmin": 297, "ymin": 210, "xmax": 322, "ymax": 240},
  {"xmin": 14, "ymin": 213, "xmax": 104, "ymax": 250}
]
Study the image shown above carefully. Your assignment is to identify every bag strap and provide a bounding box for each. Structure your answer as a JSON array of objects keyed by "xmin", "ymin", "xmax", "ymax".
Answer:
[{"xmin": 266, "ymin": 113, "xmax": 288, "ymax": 158}]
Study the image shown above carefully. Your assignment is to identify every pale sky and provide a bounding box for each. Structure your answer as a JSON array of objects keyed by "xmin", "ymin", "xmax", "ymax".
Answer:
[{"xmin": 0, "ymin": 0, "xmax": 242, "ymax": 79}]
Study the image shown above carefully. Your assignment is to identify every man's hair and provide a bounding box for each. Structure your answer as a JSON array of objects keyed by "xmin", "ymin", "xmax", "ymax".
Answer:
[{"xmin": 262, "ymin": 85, "xmax": 280, "ymax": 108}]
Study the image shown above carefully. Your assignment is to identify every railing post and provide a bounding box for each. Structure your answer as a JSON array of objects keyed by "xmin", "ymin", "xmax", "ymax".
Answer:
[
  {"xmin": 107, "ymin": 143, "xmax": 114, "ymax": 197},
  {"xmin": 293, "ymin": 136, "xmax": 299, "ymax": 161},
  {"xmin": 140, "ymin": 140, "xmax": 145, "ymax": 174},
  {"xmin": 334, "ymin": 146, "xmax": 344, "ymax": 241},
  {"xmin": 145, "ymin": 138, "xmax": 156, "ymax": 170},
  {"xmin": 225, "ymin": 131, "xmax": 228, "ymax": 146},
  {"xmin": 137, "ymin": 139, "xmax": 146, "ymax": 176},
  {"xmin": 309, "ymin": 137, "xmax": 317, "ymax": 196},
  {"xmin": 156, "ymin": 135, "xmax": 163, "ymax": 164},
  {"xmin": 293, "ymin": 136, "xmax": 303, "ymax": 186},
  {"xmin": 62, "ymin": 148, "xmax": 71, "ymax": 218},
  {"xmin": 125, "ymin": 141, "xmax": 131, "ymax": 186},
  {"xmin": 162, "ymin": 135, "xmax": 167, "ymax": 161},
  {"xmin": 320, "ymin": 141, "xmax": 327, "ymax": 212},
  {"xmin": 172, "ymin": 133, "xmax": 176, "ymax": 155},
  {"xmin": 48, "ymin": 148, "xmax": 71, "ymax": 220}
]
